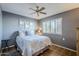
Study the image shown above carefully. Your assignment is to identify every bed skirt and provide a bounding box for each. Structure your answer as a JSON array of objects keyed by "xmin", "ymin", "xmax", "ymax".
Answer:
[{"xmin": 33, "ymin": 45, "xmax": 49, "ymax": 56}]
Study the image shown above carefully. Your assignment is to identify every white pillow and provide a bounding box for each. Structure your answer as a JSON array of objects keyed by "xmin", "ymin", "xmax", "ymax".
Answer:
[
  {"xmin": 27, "ymin": 31, "xmax": 35, "ymax": 35},
  {"xmin": 19, "ymin": 31, "xmax": 26, "ymax": 37}
]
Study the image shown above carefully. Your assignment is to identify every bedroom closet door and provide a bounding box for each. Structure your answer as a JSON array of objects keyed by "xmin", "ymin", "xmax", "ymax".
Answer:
[{"xmin": 76, "ymin": 27, "xmax": 79, "ymax": 55}]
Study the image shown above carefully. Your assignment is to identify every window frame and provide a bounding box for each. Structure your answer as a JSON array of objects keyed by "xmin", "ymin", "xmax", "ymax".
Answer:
[{"xmin": 42, "ymin": 17, "xmax": 62, "ymax": 35}]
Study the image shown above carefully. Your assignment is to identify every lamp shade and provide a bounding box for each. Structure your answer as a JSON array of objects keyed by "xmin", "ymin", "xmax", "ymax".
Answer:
[{"xmin": 35, "ymin": 27, "xmax": 43, "ymax": 35}]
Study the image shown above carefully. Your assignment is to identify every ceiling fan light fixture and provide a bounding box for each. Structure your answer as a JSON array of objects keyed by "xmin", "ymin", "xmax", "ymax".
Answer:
[{"xmin": 29, "ymin": 6, "xmax": 47, "ymax": 17}]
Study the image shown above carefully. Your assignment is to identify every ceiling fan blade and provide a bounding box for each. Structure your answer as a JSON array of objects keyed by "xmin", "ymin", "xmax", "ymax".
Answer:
[
  {"xmin": 40, "ymin": 12, "xmax": 47, "ymax": 14},
  {"xmin": 29, "ymin": 12, "xmax": 36, "ymax": 15},
  {"xmin": 29, "ymin": 8, "xmax": 36, "ymax": 11},
  {"xmin": 38, "ymin": 7, "xmax": 45, "ymax": 12},
  {"xmin": 37, "ymin": 12, "xmax": 39, "ymax": 16}
]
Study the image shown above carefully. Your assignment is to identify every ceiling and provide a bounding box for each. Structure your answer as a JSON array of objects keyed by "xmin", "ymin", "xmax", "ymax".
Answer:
[{"xmin": 1, "ymin": 3, "xmax": 79, "ymax": 19}]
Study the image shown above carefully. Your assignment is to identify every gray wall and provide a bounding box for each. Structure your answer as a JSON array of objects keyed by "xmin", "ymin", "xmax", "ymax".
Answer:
[
  {"xmin": 0, "ymin": 7, "xmax": 2, "ymax": 49},
  {"xmin": 2, "ymin": 11, "xmax": 36, "ymax": 40},
  {"xmin": 40, "ymin": 8, "xmax": 79, "ymax": 50},
  {"xmin": 3, "ymin": 12, "xmax": 19, "ymax": 40}
]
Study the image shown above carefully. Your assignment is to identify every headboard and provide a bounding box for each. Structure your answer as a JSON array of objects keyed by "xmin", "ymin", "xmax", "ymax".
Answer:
[
  {"xmin": 9, "ymin": 31, "xmax": 19, "ymax": 39},
  {"xmin": 7, "ymin": 31, "xmax": 19, "ymax": 47}
]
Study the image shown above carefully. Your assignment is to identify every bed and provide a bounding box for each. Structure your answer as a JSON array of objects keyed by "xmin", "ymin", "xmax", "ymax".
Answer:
[{"xmin": 16, "ymin": 34, "xmax": 52, "ymax": 56}]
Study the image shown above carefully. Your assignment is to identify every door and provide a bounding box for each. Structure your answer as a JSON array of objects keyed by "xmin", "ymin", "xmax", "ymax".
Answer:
[{"xmin": 76, "ymin": 27, "xmax": 79, "ymax": 55}]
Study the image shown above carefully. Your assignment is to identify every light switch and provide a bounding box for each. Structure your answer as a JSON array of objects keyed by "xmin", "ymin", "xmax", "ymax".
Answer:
[{"xmin": 63, "ymin": 38, "xmax": 65, "ymax": 40}]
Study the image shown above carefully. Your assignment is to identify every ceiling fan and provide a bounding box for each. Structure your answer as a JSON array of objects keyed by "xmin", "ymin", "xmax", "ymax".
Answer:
[{"xmin": 29, "ymin": 6, "xmax": 47, "ymax": 16}]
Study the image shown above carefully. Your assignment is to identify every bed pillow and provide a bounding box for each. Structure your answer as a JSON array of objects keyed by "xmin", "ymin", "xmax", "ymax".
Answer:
[
  {"xmin": 27, "ymin": 31, "xmax": 35, "ymax": 35},
  {"xmin": 25, "ymin": 31, "xmax": 28, "ymax": 35},
  {"xmin": 19, "ymin": 31, "xmax": 26, "ymax": 37},
  {"xmin": 25, "ymin": 30, "xmax": 34, "ymax": 35}
]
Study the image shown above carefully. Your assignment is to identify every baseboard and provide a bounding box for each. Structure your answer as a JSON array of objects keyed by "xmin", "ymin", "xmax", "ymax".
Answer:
[{"xmin": 52, "ymin": 43, "xmax": 76, "ymax": 52}]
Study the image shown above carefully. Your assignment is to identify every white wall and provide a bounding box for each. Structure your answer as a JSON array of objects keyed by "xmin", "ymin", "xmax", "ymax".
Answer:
[{"xmin": 0, "ymin": 6, "xmax": 2, "ymax": 49}]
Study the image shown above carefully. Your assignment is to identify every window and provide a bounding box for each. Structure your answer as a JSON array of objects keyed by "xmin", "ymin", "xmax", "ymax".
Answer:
[
  {"xmin": 19, "ymin": 20, "xmax": 25, "ymax": 31},
  {"xmin": 19, "ymin": 19, "xmax": 36, "ymax": 34},
  {"xmin": 42, "ymin": 18, "xmax": 62, "ymax": 35}
]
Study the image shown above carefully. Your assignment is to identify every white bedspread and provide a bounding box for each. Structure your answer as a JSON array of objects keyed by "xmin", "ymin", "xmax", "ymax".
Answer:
[{"xmin": 16, "ymin": 35, "xmax": 52, "ymax": 56}]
